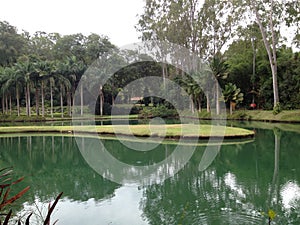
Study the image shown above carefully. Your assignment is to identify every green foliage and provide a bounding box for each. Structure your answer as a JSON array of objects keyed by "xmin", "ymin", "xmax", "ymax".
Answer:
[
  {"xmin": 1, "ymin": 10, "xmax": 300, "ymax": 119},
  {"xmin": 227, "ymin": 111, "xmax": 252, "ymax": 120},
  {"xmin": 223, "ymin": 83, "xmax": 244, "ymax": 104},
  {"xmin": 273, "ymin": 102, "xmax": 282, "ymax": 115},
  {"xmin": 0, "ymin": 115, "xmax": 46, "ymax": 122},
  {"xmin": 0, "ymin": 21, "xmax": 26, "ymax": 66},
  {"xmin": 139, "ymin": 105, "xmax": 178, "ymax": 118}
]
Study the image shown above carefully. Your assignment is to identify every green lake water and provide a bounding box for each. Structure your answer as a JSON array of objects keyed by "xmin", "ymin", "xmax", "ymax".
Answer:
[{"xmin": 0, "ymin": 122, "xmax": 300, "ymax": 224}]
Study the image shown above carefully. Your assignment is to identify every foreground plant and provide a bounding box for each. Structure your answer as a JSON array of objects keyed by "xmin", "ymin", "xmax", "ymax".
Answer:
[{"xmin": 0, "ymin": 167, "xmax": 62, "ymax": 225}]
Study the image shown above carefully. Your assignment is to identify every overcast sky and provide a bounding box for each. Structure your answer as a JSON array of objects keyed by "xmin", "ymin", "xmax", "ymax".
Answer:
[{"xmin": 0, "ymin": 0, "xmax": 145, "ymax": 47}]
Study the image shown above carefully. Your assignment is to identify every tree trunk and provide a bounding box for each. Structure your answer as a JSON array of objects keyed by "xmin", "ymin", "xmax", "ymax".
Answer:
[
  {"xmin": 16, "ymin": 86, "xmax": 20, "ymax": 116},
  {"xmin": 251, "ymin": 36, "xmax": 256, "ymax": 92},
  {"xmin": 25, "ymin": 87, "xmax": 28, "ymax": 116},
  {"xmin": 111, "ymin": 93, "xmax": 115, "ymax": 106},
  {"xmin": 80, "ymin": 83, "xmax": 83, "ymax": 116},
  {"xmin": 72, "ymin": 87, "xmax": 75, "ymax": 115},
  {"xmin": 251, "ymin": 0, "xmax": 279, "ymax": 107},
  {"xmin": 99, "ymin": 84, "xmax": 104, "ymax": 116},
  {"xmin": 190, "ymin": 95, "xmax": 195, "ymax": 114},
  {"xmin": 1, "ymin": 94, "xmax": 4, "ymax": 114},
  {"xmin": 27, "ymin": 83, "xmax": 31, "ymax": 117},
  {"xmin": 162, "ymin": 62, "xmax": 166, "ymax": 88},
  {"xmin": 41, "ymin": 80, "xmax": 45, "ymax": 117},
  {"xmin": 216, "ymin": 80, "xmax": 220, "ymax": 115},
  {"xmin": 9, "ymin": 94, "xmax": 12, "ymax": 115},
  {"xmin": 35, "ymin": 86, "xmax": 39, "ymax": 116},
  {"xmin": 5, "ymin": 94, "xmax": 8, "ymax": 114},
  {"xmin": 60, "ymin": 84, "xmax": 64, "ymax": 118},
  {"xmin": 50, "ymin": 82, "xmax": 53, "ymax": 118},
  {"xmin": 67, "ymin": 92, "xmax": 71, "ymax": 117},
  {"xmin": 206, "ymin": 91, "xmax": 211, "ymax": 113},
  {"xmin": 198, "ymin": 97, "xmax": 202, "ymax": 112},
  {"xmin": 269, "ymin": 0, "xmax": 279, "ymax": 106}
]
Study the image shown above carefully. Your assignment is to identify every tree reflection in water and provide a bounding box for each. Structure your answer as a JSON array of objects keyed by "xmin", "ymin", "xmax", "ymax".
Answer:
[
  {"xmin": 0, "ymin": 127, "xmax": 300, "ymax": 224},
  {"xmin": 140, "ymin": 128, "xmax": 300, "ymax": 225}
]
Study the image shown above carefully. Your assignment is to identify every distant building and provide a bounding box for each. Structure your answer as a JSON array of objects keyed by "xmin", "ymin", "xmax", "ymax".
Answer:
[{"xmin": 130, "ymin": 97, "xmax": 143, "ymax": 102}]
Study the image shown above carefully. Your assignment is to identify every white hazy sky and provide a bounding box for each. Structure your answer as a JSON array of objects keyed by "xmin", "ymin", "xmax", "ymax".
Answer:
[{"xmin": 0, "ymin": 0, "xmax": 145, "ymax": 47}]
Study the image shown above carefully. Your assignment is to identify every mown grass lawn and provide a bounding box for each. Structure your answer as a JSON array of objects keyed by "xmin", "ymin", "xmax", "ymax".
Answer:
[{"xmin": 0, "ymin": 124, "xmax": 254, "ymax": 139}]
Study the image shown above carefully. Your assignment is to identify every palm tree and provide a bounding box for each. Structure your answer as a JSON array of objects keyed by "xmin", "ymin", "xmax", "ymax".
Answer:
[
  {"xmin": 223, "ymin": 83, "xmax": 244, "ymax": 115},
  {"xmin": 175, "ymin": 75, "xmax": 203, "ymax": 114},
  {"xmin": 12, "ymin": 67, "xmax": 24, "ymax": 116},
  {"xmin": 59, "ymin": 58, "xmax": 77, "ymax": 116},
  {"xmin": 59, "ymin": 56, "xmax": 86, "ymax": 116},
  {"xmin": 2, "ymin": 66, "xmax": 24, "ymax": 116},
  {"xmin": 35, "ymin": 60, "xmax": 54, "ymax": 117},
  {"xmin": 70, "ymin": 57, "xmax": 86, "ymax": 116},
  {"xmin": 49, "ymin": 75, "xmax": 55, "ymax": 118},
  {"xmin": 0, "ymin": 67, "xmax": 22, "ymax": 115},
  {"xmin": 15, "ymin": 61, "xmax": 35, "ymax": 117},
  {"xmin": 0, "ymin": 67, "xmax": 9, "ymax": 115},
  {"xmin": 30, "ymin": 60, "xmax": 49, "ymax": 117},
  {"xmin": 55, "ymin": 61, "xmax": 72, "ymax": 118},
  {"xmin": 210, "ymin": 54, "xmax": 228, "ymax": 115}
]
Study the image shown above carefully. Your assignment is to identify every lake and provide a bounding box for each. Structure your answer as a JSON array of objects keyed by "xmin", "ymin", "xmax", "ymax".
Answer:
[{"xmin": 0, "ymin": 122, "xmax": 300, "ymax": 224}]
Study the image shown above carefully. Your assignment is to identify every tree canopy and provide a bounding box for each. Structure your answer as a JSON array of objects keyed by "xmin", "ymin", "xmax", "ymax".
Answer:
[{"xmin": 0, "ymin": 0, "xmax": 300, "ymax": 118}]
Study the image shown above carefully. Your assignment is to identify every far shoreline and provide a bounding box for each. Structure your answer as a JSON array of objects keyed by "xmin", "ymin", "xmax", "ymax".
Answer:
[{"xmin": 1, "ymin": 109, "xmax": 300, "ymax": 124}]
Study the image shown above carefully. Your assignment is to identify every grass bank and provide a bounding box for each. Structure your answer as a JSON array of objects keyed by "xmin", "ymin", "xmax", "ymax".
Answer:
[
  {"xmin": 198, "ymin": 109, "xmax": 300, "ymax": 123},
  {"xmin": 0, "ymin": 124, "xmax": 254, "ymax": 139},
  {"xmin": 0, "ymin": 114, "xmax": 139, "ymax": 122},
  {"xmin": 1, "ymin": 109, "xmax": 299, "ymax": 123}
]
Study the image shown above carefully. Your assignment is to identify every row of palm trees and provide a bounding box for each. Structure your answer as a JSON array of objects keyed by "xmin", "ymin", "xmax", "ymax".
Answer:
[
  {"xmin": 0, "ymin": 54, "xmax": 244, "ymax": 118},
  {"xmin": 0, "ymin": 56, "xmax": 86, "ymax": 117}
]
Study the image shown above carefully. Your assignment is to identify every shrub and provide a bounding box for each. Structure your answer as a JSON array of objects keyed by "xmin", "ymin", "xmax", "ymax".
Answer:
[
  {"xmin": 273, "ymin": 103, "xmax": 282, "ymax": 115},
  {"xmin": 139, "ymin": 105, "xmax": 178, "ymax": 118}
]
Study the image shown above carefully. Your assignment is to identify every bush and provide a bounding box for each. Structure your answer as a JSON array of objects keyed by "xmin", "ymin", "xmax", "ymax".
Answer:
[
  {"xmin": 139, "ymin": 105, "xmax": 178, "ymax": 118},
  {"xmin": 95, "ymin": 103, "xmax": 142, "ymax": 115},
  {"xmin": 273, "ymin": 103, "xmax": 282, "ymax": 115}
]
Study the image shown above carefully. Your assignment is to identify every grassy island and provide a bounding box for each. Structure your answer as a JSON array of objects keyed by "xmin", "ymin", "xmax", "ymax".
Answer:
[{"xmin": 0, "ymin": 124, "xmax": 254, "ymax": 139}]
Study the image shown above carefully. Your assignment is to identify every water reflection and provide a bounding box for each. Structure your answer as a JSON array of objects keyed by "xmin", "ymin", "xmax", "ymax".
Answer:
[
  {"xmin": 281, "ymin": 181, "xmax": 300, "ymax": 210},
  {"xmin": 21, "ymin": 186, "xmax": 147, "ymax": 225},
  {"xmin": 0, "ymin": 125, "xmax": 300, "ymax": 224}
]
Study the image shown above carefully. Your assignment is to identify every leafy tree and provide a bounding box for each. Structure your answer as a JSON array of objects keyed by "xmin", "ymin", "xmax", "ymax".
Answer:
[
  {"xmin": 52, "ymin": 33, "xmax": 86, "ymax": 62},
  {"xmin": 225, "ymin": 39, "xmax": 257, "ymax": 107},
  {"xmin": 85, "ymin": 33, "xmax": 115, "ymax": 64},
  {"xmin": 26, "ymin": 31, "xmax": 57, "ymax": 60},
  {"xmin": 236, "ymin": 0, "xmax": 299, "ymax": 109},
  {"xmin": 137, "ymin": 0, "xmax": 238, "ymax": 59},
  {"xmin": 248, "ymin": 0, "xmax": 280, "ymax": 108},
  {"xmin": 277, "ymin": 46, "xmax": 300, "ymax": 109},
  {"xmin": 0, "ymin": 21, "xmax": 26, "ymax": 66}
]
